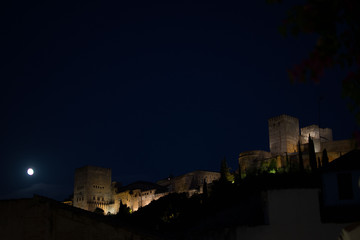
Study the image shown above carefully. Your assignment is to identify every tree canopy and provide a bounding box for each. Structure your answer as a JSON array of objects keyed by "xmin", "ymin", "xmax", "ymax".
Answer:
[
  {"xmin": 220, "ymin": 158, "xmax": 234, "ymax": 183},
  {"xmin": 308, "ymin": 136, "xmax": 317, "ymax": 172},
  {"xmin": 270, "ymin": 0, "xmax": 360, "ymax": 125}
]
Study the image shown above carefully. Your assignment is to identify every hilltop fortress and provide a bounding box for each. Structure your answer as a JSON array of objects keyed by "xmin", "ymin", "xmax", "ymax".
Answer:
[
  {"xmin": 239, "ymin": 114, "xmax": 357, "ymax": 175},
  {"xmin": 73, "ymin": 167, "xmax": 220, "ymax": 214},
  {"xmin": 72, "ymin": 114, "xmax": 357, "ymax": 214}
]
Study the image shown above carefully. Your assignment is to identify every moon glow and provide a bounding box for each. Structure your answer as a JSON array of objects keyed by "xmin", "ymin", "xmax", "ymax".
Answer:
[{"xmin": 27, "ymin": 168, "xmax": 34, "ymax": 176}]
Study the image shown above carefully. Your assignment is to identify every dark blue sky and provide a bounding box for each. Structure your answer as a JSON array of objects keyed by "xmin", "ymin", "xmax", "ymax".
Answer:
[{"xmin": 1, "ymin": 1, "xmax": 357, "ymax": 200}]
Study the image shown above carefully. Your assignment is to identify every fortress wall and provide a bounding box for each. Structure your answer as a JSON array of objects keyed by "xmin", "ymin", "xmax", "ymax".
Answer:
[
  {"xmin": 326, "ymin": 151, "xmax": 343, "ymax": 163},
  {"xmin": 300, "ymin": 125, "xmax": 320, "ymax": 143},
  {"xmin": 115, "ymin": 190, "xmax": 140, "ymax": 212},
  {"xmin": 300, "ymin": 125, "xmax": 320, "ymax": 152},
  {"xmin": 157, "ymin": 171, "xmax": 220, "ymax": 194},
  {"xmin": 314, "ymin": 139, "xmax": 321, "ymax": 153},
  {"xmin": 239, "ymin": 150, "xmax": 272, "ymax": 173},
  {"xmin": 320, "ymin": 128, "xmax": 333, "ymax": 142},
  {"xmin": 288, "ymin": 149, "xmax": 351, "ymax": 170},
  {"xmin": 268, "ymin": 115, "xmax": 299, "ymax": 154},
  {"xmin": 73, "ymin": 166, "xmax": 112, "ymax": 212},
  {"xmin": 300, "ymin": 125, "xmax": 333, "ymax": 152},
  {"xmin": 73, "ymin": 167, "xmax": 89, "ymax": 210},
  {"xmin": 172, "ymin": 171, "xmax": 221, "ymax": 196},
  {"xmin": 321, "ymin": 139, "xmax": 358, "ymax": 154},
  {"xmin": 114, "ymin": 189, "xmax": 168, "ymax": 213}
]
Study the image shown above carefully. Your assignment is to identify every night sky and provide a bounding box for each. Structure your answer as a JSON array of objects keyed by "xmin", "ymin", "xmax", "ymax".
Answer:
[{"xmin": 1, "ymin": 1, "xmax": 357, "ymax": 200}]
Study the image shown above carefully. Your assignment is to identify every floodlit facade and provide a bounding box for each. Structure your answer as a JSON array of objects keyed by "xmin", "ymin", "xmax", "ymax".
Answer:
[
  {"xmin": 73, "ymin": 166, "xmax": 113, "ymax": 213},
  {"xmin": 268, "ymin": 114, "xmax": 299, "ymax": 154},
  {"xmin": 239, "ymin": 114, "xmax": 357, "ymax": 174},
  {"xmin": 157, "ymin": 170, "xmax": 221, "ymax": 196},
  {"xmin": 73, "ymin": 166, "xmax": 219, "ymax": 214}
]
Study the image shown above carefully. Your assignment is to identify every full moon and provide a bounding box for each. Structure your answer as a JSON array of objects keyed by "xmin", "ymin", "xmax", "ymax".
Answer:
[{"xmin": 27, "ymin": 168, "xmax": 34, "ymax": 176}]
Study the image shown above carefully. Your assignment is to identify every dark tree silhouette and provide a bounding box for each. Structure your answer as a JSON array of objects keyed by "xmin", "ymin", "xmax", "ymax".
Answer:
[
  {"xmin": 285, "ymin": 152, "xmax": 290, "ymax": 171},
  {"xmin": 308, "ymin": 136, "xmax": 317, "ymax": 172},
  {"xmin": 317, "ymin": 157, "xmax": 321, "ymax": 168},
  {"xmin": 235, "ymin": 160, "xmax": 243, "ymax": 184},
  {"xmin": 322, "ymin": 148, "xmax": 329, "ymax": 166},
  {"xmin": 94, "ymin": 207, "xmax": 104, "ymax": 215},
  {"xmin": 202, "ymin": 180, "xmax": 208, "ymax": 199},
  {"xmin": 298, "ymin": 141, "xmax": 305, "ymax": 172},
  {"xmin": 269, "ymin": 0, "xmax": 360, "ymax": 126},
  {"xmin": 220, "ymin": 157, "xmax": 234, "ymax": 183},
  {"xmin": 118, "ymin": 201, "xmax": 131, "ymax": 217}
]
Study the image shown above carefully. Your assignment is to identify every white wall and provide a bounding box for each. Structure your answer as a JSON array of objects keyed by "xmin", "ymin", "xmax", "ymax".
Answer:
[{"xmin": 235, "ymin": 189, "xmax": 347, "ymax": 240}]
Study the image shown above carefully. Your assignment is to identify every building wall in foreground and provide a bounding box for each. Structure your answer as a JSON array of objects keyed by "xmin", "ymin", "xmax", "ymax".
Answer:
[
  {"xmin": 234, "ymin": 189, "xmax": 347, "ymax": 240},
  {"xmin": 0, "ymin": 196, "xmax": 145, "ymax": 240},
  {"xmin": 322, "ymin": 170, "xmax": 360, "ymax": 207},
  {"xmin": 197, "ymin": 189, "xmax": 348, "ymax": 240}
]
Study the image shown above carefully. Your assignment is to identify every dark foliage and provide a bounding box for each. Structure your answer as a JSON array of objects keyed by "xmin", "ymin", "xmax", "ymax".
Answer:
[
  {"xmin": 322, "ymin": 148, "xmax": 329, "ymax": 166},
  {"xmin": 115, "ymin": 171, "xmax": 321, "ymax": 238},
  {"xmin": 202, "ymin": 181, "xmax": 208, "ymax": 199},
  {"xmin": 271, "ymin": 0, "xmax": 360, "ymax": 126},
  {"xmin": 117, "ymin": 201, "xmax": 131, "ymax": 218},
  {"xmin": 308, "ymin": 136, "xmax": 317, "ymax": 172},
  {"xmin": 130, "ymin": 193, "xmax": 203, "ymax": 237},
  {"xmin": 94, "ymin": 207, "xmax": 104, "ymax": 215},
  {"xmin": 220, "ymin": 157, "xmax": 234, "ymax": 183},
  {"xmin": 298, "ymin": 141, "xmax": 305, "ymax": 172}
]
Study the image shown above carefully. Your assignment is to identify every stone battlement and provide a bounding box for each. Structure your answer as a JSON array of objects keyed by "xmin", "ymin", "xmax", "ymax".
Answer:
[
  {"xmin": 268, "ymin": 114, "xmax": 299, "ymax": 123},
  {"xmin": 268, "ymin": 114, "xmax": 299, "ymax": 154}
]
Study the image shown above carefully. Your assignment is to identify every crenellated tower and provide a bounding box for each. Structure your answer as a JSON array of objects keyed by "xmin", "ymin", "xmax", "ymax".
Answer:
[
  {"xmin": 73, "ymin": 166, "xmax": 113, "ymax": 212},
  {"xmin": 268, "ymin": 114, "xmax": 299, "ymax": 155}
]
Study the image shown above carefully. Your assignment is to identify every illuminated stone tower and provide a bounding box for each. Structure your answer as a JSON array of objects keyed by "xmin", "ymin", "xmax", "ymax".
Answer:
[
  {"xmin": 73, "ymin": 166, "xmax": 113, "ymax": 212},
  {"xmin": 300, "ymin": 125, "xmax": 333, "ymax": 153},
  {"xmin": 268, "ymin": 114, "xmax": 299, "ymax": 155}
]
